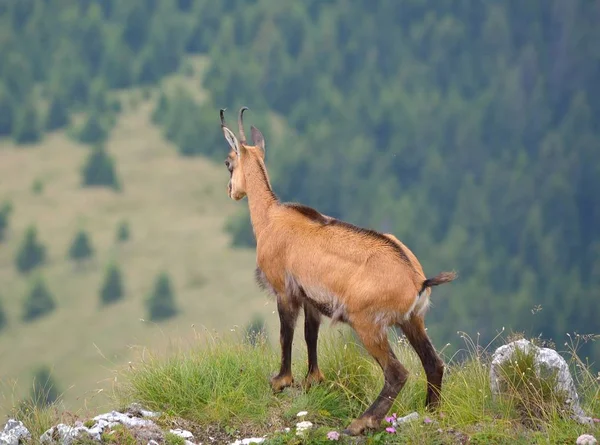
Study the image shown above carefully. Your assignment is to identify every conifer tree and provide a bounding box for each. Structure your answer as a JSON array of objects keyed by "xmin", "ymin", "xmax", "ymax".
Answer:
[
  {"xmin": 78, "ymin": 111, "xmax": 108, "ymax": 144},
  {"xmin": 30, "ymin": 366, "xmax": 60, "ymax": 408},
  {"xmin": 244, "ymin": 315, "xmax": 268, "ymax": 346},
  {"xmin": 115, "ymin": 220, "xmax": 130, "ymax": 243},
  {"xmin": 0, "ymin": 297, "xmax": 7, "ymax": 332},
  {"xmin": 13, "ymin": 101, "xmax": 41, "ymax": 144},
  {"xmin": 68, "ymin": 229, "xmax": 94, "ymax": 263},
  {"xmin": 81, "ymin": 144, "xmax": 121, "ymax": 190},
  {"xmin": 22, "ymin": 276, "xmax": 55, "ymax": 322},
  {"xmin": 100, "ymin": 262, "xmax": 124, "ymax": 306},
  {"xmin": 0, "ymin": 201, "xmax": 13, "ymax": 242},
  {"xmin": 146, "ymin": 272, "xmax": 177, "ymax": 322},
  {"xmin": 15, "ymin": 225, "xmax": 46, "ymax": 274},
  {"xmin": 0, "ymin": 84, "xmax": 14, "ymax": 136},
  {"xmin": 45, "ymin": 95, "xmax": 70, "ymax": 131}
]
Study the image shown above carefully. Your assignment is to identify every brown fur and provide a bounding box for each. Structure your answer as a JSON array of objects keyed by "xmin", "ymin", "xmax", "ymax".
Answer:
[{"xmin": 219, "ymin": 108, "xmax": 457, "ymax": 435}]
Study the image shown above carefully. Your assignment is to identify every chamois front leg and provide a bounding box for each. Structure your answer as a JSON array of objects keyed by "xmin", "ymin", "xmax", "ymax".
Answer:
[
  {"xmin": 344, "ymin": 321, "xmax": 409, "ymax": 436},
  {"xmin": 303, "ymin": 302, "xmax": 325, "ymax": 388},
  {"xmin": 271, "ymin": 294, "xmax": 299, "ymax": 392}
]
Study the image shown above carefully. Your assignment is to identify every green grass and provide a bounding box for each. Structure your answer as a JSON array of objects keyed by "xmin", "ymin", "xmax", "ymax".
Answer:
[{"xmin": 113, "ymin": 328, "xmax": 600, "ymax": 444}]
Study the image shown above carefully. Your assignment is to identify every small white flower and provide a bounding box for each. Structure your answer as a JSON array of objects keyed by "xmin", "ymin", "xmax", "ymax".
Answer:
[
  {"xmin": 295, "ymin": 421, "xmax": 313, "ymax": 436},
  {"xmin": 296, "ymin": 411, "xmax": 308, "ymax": 417},
  {"xmin": 577, "ymin": 434, "xmax": 597, "ymax": 445}
]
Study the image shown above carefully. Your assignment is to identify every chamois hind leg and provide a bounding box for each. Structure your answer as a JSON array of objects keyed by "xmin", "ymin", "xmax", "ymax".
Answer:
[
  {"xmin": 271, "ymin": 294, "xmax": 300, "ymax": 392},
  {"xmin": 400, "ymin": 314, "xmax": 444, "ymax": 409},
  {"xmin": 302, "ymin": 302, "xmax": 325, "ymax": 388},
  {"xmin": 344, "ymin": 322, "xmax": 409, "ymax": 436}
]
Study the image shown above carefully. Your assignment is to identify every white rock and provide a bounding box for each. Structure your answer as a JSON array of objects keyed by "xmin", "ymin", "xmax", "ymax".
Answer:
[
  {"xmin": 576, "ymin": 434, "xmax": 597, "ymax": 445},
  {"xmin": 490, "ymin": 339, "xmax": 593, "ymax": 424},
  {"xmin": 40, "ymin": 423, "xmax": 94, "ymax": 444},
  {"xmin": 39, "ymin": 409, "xmax": 162, "ymax": 444},
  {"xmin": 128, "ymin": 402, "xmax": 161, "ymax": 418},
  {"xmin": 229, "ymin": 438, "xmax": 265, "ymax": 445},
  {"xmin": 170, "ymin": 428, "xmax": 194, "ymax": 440},
  {"xmin": 148, "ymin": 441, "xmax": 160, "ymax": 445},
  {"xmin": 93, "ymin": 410, "xmax": 156, "ymax": 429},
  {"xmin": 0, "ymin": 419, "xmax": 31, "ymax": 445},
  {"xmin": 391, "ymin": 412, "xmax": 419, "ymax": 426}
]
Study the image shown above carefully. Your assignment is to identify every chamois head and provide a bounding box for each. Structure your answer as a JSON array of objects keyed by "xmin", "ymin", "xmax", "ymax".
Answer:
[{"xmin": 220, "ymin": 107, "xmax": 266, "ymax": 201}]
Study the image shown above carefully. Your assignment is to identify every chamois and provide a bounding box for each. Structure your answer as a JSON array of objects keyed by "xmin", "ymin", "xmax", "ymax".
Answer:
[{"xmin": 219, "ymin": 108, "xmax": 456, "ymax": 436}]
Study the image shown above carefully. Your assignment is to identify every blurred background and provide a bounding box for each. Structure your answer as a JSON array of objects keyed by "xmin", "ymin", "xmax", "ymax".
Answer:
[{"xmin": 0, "ymin": 0, "xmax": 598, "ymax": 418}]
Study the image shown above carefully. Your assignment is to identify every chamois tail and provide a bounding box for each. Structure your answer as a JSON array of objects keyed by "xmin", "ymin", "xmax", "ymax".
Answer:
[{"xmin": 421, "ymin": 271, "xmax": 457, "ymax": 293}]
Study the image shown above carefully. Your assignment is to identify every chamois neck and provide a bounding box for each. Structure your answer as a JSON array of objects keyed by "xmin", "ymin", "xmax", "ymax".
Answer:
[{"xmin": 244, "ymin": 155, "xmax": 277, "ymax": 240}]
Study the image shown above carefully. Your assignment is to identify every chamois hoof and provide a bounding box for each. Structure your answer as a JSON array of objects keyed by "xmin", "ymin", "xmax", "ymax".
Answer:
[
  {"xmin": 342, "ymin": 416, "xmax": 380, "ymax": 436},
  {"xmin": 270, "ymin": 374, "xmax": 294, "ymax": 393},
  {"xmin": 301, "ymin": 370, "xmax": 325, "ymax": 389}
]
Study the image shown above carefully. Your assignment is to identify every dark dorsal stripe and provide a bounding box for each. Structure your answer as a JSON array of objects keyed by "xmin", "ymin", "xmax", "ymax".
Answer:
[
  {"xmin": 283, "ymin": 203, "xmax": 331, "ymax": 225},
  {"xmin": 284, "ymin": 202, "xmax": 411, "ymax": 265}
]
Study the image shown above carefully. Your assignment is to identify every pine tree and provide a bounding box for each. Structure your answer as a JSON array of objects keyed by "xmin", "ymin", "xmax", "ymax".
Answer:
[
  {"xmin": 146, "ymin": 272, "xmax": 177, "ymax": 322},
  {"xmin": 100, "ymin": 262, "xmax": 124, "ymax": 306},
  {"xmin": 136, "ymin": 48, "xmax": 160, "ymax": 85},
  {"xmin": 101, "ymin": 39, "xmax": 133, "ymax": 89},
  {"xmin": 151, "ymin": 91, "xmax": 169, "ymax": 124},
  {"xmin": 115, "ymin": 220, "xmax": 130, "ymax": 243},
  {"xmin": 29, "ymin": 366, "xmax": 60, "ymax": 408},
  {"xmin": 0, "ymin": 201, "xmax": 13, "ymax": 242},
  {"xmin": 81, "ymin": 144, "xmax": 121, "ymax": 190},
  {"xmin": 68, "ymin": 229, "xmax": 94, "ymax": 263},
  {"xmin": 15, "ymin": 225, "xmax": 46, "ymax": 274},
  {"xmin": 244, "ymin": 315, "xmax": 268, "ymax": 346},
  {"xmin": 22, "ymin": 276, "xmax": 55, "ymax": 322},
  {"xmin": 13, "ymin": 101, "xmax": 41, "ymax": 145},
  {"xmin": 225, "ymin": 209, "xmax": 255, "ymax": 248},
  {"xmin": 78, "ymin": 112, "xmax": 108, "ymax": 144},
  {"xmin": 0, "ymin": 84, "xmax": 14, "ymax": 136},
  {"xmin": 45, "ymin": 95, "xmax": 70, "ymax": 131},
  {"xmin": 0, "ymin": 296, "xmax": 7, "ymax": 332}
]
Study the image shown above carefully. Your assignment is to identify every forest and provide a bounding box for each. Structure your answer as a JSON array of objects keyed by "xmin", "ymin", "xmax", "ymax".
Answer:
[{"xmin": 0, "ymin": 0, "xmax": 598, "ymax": 371}]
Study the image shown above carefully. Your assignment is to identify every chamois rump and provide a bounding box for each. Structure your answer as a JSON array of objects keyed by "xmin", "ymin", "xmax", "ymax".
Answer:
[{"xmin": 219, "ymin": 107, "xmax": 456, "ymax": 436}]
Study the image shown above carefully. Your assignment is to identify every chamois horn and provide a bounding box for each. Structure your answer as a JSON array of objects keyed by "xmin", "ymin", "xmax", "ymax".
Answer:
[
  {"xmin": 219, "ymin": 108, "xmax": 227, "ymax": 127},
  {"xmin": 238, "ymin": 106, "xmax": 249, "ymax": 143}
]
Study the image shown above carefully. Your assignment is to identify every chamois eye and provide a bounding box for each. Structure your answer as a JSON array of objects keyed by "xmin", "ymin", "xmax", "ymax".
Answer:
[{"xmin": 225, "ymin": 160, "xmax": 232, "ymax": 171}]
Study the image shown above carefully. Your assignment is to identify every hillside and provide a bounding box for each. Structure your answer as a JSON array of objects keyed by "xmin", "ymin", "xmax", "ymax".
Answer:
[
  {"xmin": 0, "ymin": 0, "xmax": 599, "ymax": 420},
  {"xmin": 0, "ymin": 64, "xmax": 276, "ymax": 416}
]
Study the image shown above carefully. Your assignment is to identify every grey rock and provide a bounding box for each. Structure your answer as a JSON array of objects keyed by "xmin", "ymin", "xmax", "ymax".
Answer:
[
  {"xmin": 170, "ymin": 428, "xmax": 195, "ymax": 440},
  {"xmin": 0, "ymin": 419, "xmax": 31, "ymax": 445},
  {"xmin": 93, "ymin": 410, "xmax": 156, "ymax": 429},
  {"xmin": 128, "ymin": 402, "xmax": 161, "ymax": 418},
  {"xmin": 40, "ymin": 424, "xmax": 97, "ymax": 444},
  {"xmin": 490, "ymin": 339, "xmax": 593, "ymax": 424},
  {"xmin": 40, "ymin": 408, "xmax": 162, "ymax": 444}
]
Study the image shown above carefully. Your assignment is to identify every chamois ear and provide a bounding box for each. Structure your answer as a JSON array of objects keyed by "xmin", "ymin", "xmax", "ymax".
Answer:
[
  {"xmin": 222, "ymin": 126, "xmax": 240, "ymax": 156},
  {"xmin": 251, "ymin": 125, "xmax": 265, "ymax": 154}
]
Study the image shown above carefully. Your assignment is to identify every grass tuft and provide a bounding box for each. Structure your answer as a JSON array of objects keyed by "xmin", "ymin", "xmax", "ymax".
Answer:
[{"xmin": 116, "ymin": 332, "xmax": 279, "ymax": 427}]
